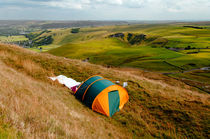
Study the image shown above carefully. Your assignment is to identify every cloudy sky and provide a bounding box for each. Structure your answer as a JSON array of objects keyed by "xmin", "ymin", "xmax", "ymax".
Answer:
[{"xmin": 0, "ymin": 0, "xmax": 210, "ymax": 20}]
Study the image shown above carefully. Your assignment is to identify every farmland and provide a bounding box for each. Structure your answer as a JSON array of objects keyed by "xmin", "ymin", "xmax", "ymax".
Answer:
[
  {"xmin": 0, "ymin": 35, "xmax": 28, "ymax": 43},
  {"xmin": 0, "ymin": 22, "xmax": 209, "ymax": 92},
  {"xmin": 47, "ymin": 23, "xmax": 210, "ymax": 92}
]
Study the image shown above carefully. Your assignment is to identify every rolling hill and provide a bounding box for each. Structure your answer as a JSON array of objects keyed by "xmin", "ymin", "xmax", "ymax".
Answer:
[
  {"xmin": 43, "ymin": 23, "xmax": 210, "ymax": 93},
  {"xmin": 25, "ymin": 24, "xmax": 210, "ymax": 72},
  {"xmin": 0, "ymin": 43, "xmax": 209, "ymax": 138}
]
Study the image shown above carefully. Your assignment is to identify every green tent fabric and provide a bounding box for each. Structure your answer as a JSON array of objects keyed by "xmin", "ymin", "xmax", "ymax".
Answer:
[
  {"xmin": 74, "ymin": 75, "xmax": 129, "ymax": 117},
  {"xmin": 108, "ymin": 90, "xmax": 120, "ymax": 117}
]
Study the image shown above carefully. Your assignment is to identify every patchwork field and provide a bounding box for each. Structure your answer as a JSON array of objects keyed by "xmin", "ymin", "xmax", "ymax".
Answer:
[
  {"xmin": 44, "ymin": 24, "xmax": 210, "ymax": 70},
  {"xmin": 0, "ymin": 35, "xmax": 28, "ymax": 43}
]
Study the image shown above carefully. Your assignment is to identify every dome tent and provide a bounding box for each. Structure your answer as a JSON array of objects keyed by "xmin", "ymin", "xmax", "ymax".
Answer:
[{"xmin": 75, "ymin": 75, "xmax": 129, "ymax": 117}]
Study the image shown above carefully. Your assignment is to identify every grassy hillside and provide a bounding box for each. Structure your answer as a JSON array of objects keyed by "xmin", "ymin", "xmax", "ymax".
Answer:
[
  {"xmin": 0, "ymin": 44, "xmax": 209, "ymax": 138},
  {"xmin": 43, "ymin": 24, "xmax": 210, "ymax": 71},
  {"xmin": 0, "ymin": 44, "xmax": 130, "ymax": 138},
  {"xmin": 49, "ymin": 38, "xmax": 185, "ymax": 72},
  {"xmin": 43, "ymin": 23, "xmax": 210, "ymax": 93}
]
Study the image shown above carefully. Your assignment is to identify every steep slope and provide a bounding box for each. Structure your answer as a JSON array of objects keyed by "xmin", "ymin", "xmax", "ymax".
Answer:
[
  {"xmin": 0, "ymin": 44, "xmax": 209, "ymax": 138},
  {"xmin": 0, "ymin": 46, "xmax": 129, "ymax": 138}
]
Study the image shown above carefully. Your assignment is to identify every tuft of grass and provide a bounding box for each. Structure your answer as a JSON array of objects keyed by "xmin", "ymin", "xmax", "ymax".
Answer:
[{"xmin": 0, "ymin": 120, "xmax": 23, "ymax": 138}]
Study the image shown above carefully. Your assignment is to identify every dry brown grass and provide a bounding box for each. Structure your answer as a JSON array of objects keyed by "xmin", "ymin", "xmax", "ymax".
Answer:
[
  {"xmin": 0, "ymin": 60, "xmax": 129, "ymax": 138},
  {"xmin": 0, "ymin": 43, "xmax": 209, "ymax": 138},
  {"xmin": 0, "ymin": 50, "xmax": 46, "ymax": 74}
]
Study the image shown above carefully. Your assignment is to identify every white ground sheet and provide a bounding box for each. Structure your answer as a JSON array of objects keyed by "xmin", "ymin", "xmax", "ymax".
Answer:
[{"xmin": 49, "ymin": 75, "xmax": 81, "ymax": 89}]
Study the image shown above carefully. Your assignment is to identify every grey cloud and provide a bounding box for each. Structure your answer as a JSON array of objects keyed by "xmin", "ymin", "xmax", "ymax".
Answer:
[{"xmin": 0, "ymin": 0, "xmax": 209, "ymax": 20}]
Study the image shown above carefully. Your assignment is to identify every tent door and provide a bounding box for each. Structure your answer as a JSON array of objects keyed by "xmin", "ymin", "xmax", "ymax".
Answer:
[{"xmin": 108, "ymin": 90, "xmax": 120, "ymax": 117}]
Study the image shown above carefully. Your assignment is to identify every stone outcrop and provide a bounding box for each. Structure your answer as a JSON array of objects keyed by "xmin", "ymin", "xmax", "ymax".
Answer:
[{"xmin": 109, "ymin": 33, "xmax": 146, "ymax": 45}]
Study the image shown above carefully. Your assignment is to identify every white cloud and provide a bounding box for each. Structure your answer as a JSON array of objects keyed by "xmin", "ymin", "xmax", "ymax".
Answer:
[
  {"xmin": 39, "ymin": 0, "xmax": 210, "ymax": 13},
  {"xmin": 162, "ymin": 0, "xmax": 210, "ymax": 12},
  {"xmin": 2, "ymin": 0, "xmax": 210, "ymax": 11},
  {"xmin": 40, "ymin": 0, "xmax": 147, "ymax": 9},
  {"xmin": 42, "ymin": 1, "xmax": 82, "ymax": 9},
  {"xmin": 40, "ymin": 0, "xmax": 83, "ymax": 9}
]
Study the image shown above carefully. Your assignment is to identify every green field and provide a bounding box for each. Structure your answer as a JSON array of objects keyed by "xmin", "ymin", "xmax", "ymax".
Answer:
[
  {"xmin": 29, "ymin": 44, "xmax": 60, "ymax": 52},
  {"xmin": 0, "ymin": 35, "xmax": 28, "ymax": 42},
  {"xmin": 3, "ymin": 24, "xmax": 209, "ymax": 73},
  {"xmin": 49, "ymin": 38, "xmax": 186, "ymax": 72},
  {"xmin": 41, "ymin": 24, "xmax": 210, "ymax": 72}
]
